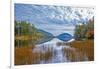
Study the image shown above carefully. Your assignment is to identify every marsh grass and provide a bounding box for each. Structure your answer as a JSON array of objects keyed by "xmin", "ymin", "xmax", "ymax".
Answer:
[
  {"xmin": 68, "ymin": 40, "xmax": 94, "ymax": 61},
  {"xmin": 15, "ymin": 46, "xmax": 53, "ymax": 65}
]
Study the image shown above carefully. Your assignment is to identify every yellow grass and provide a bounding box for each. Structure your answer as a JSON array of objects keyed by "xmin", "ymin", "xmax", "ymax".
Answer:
[
  {"xmin": 15, "ymin": 35, "xmax": 31, "ymax": 40},
  {"xmin": 15, "ymin": 46, "xmax": 53, "ymax": 65},
  {"xmin": 69, "ymin": 40, "xmax": 94, "ymax": 61},
  {"xmin": 15, "ymin": 33, "xmax": 43, "ymax": 41}
]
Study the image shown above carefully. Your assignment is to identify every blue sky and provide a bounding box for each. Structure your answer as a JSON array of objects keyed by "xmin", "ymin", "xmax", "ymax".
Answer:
[{"xmin": 15, "ymin": 4, "xmax": 94, "ymax": 36}]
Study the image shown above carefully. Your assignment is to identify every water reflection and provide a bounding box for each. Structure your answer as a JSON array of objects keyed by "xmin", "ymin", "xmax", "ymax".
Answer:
[{"xmin": 32, "ymin": 38, "xmax": 88, "ymax": 64}]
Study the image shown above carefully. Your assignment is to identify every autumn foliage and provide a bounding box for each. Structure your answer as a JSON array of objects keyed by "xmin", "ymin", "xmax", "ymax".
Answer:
[{"xmin": 74, "ymin": 18, "xmax": 94, "ymax": 40}]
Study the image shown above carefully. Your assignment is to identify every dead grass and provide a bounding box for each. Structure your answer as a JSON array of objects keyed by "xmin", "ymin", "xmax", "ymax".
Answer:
[
  {"xmin": 69, "ymin": 39, "xmax": 94, "ymax": 61},
  {"xmin": 15, "ymin": 35, "xmax": 31, "ymax": 40},
  {"xmin": 15, "ymin": 46, "xmax": 53, "ymax": 65}
]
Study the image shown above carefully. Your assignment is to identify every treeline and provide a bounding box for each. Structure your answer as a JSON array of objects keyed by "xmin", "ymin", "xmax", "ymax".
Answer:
[
  {"xmin": 15, "ymin": 21, "xmax": 37, "ymax": 36},
  {"xmin": 15, "ymin": 20, "xmax": 43, "ymax": 47},
  {"xmin": 74, "ymin": 18, "xmax": 94, "ymax": 40}
]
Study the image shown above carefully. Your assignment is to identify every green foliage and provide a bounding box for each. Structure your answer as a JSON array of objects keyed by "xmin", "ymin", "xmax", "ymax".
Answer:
[
  {"xmin": 15, "ymin": 20, "xmax": 43, "ymax": 47},
  {"xmin": 74, "ymin": 24, "xmax": 87, "ymax": 40},
  {"xmin": 15, "ymin": 21, "xmax": 36, "ymax": 36}
]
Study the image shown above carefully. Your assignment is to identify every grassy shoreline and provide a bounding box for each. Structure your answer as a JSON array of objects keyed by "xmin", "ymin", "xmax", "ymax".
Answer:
[
  {"xmin": 15, "ymin": 46, "xmax": 53, "ymax": 65},
  {"xmin": 15, "ymin": 35, "xmax": 94, "ymax": 65},
  {"xmin": 69, "ymin": 39, "xmax": 94, "ymax": 61}
]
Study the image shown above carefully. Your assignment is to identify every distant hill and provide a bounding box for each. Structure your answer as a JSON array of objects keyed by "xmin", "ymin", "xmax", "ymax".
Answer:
[
  {"xmin": 35, "ymin": 29, "xmax": 54, "ymax": 44},
  {"xmin": 36, "ymin": 29, "xmax": 73, "ymax": 43},
  {"xmin": 57, "ymin": 33, "xmax": 73, "ymax": 41},
  {"xmin": 37, "ymin": 29, "xmax": 54, "ymax": 37}
]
